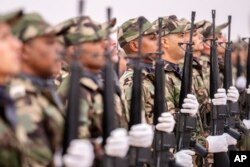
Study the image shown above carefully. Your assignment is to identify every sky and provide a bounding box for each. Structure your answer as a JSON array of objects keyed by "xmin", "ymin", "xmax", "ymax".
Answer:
[{"xmin": 1, "ymin": 0, "xmax": 249, "ymax": 40}]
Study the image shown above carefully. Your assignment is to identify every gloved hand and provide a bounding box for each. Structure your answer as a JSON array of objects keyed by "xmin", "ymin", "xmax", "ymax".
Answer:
[
  {"xmin": 246, "ymin": 85, "xmax": 250, "ymax": 94},
  {"xmin": 180, "ymin": 94, "xmax": 199, "ymax": 116},
  {"xmin": 129, "ymin": 123, "xmax": 154, "ymax": 147},
  {"xmin": 63, "ymin": 139, "xmax": 94, "ymax": 167},
  {"xmin": 206, "ymin": 135, "xmax": 228, "ymax": 153},
  {"xmin": 175, "ymin": 150, "xmax": 195, "ymax": 167},
  {"xmin": 105, "ymin": 128, "xmax": 129, "ymax": 158},
  {"xmin": 227, "ymin": 86, "xmax": 239, "ymax": 102},
  {"xmin": 212, "ymin": 88, "xmax": 227, "ymax": 105},
  {"xmin": 156, "ymin": 112, "xmax": 175, "ymax": 133},
  {"xmin": 243, "ymin": 119, "xmax": 250, "ymax": 129},
  {"xmin": 223, "ymin": 133, "xmax": 237, "ymax": 145},
  {"xmin": 235, "ymin": 76, "xmax": 246, "ymax": 90}
]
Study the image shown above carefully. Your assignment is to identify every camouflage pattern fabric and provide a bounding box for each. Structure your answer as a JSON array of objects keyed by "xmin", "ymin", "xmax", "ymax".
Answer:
[
  {"xmin": 12, "ymin": 12, "xmax": 72, "ymax": 42},
  {"xmin": 10, "ymin": 74, "xmax": 64, "ymax": 167},
  {"xmin": 57, "ymin": 73, "xmax": 128, "ymax": 158},
  {"xmin": 117, "ymin": 16, "xmax": 154, "ymax": 47},
  {"xmin": 119, "ymin": 61, "xmax": 162, "ymax": 124},
  {"xmin": 152, "ymin": 15, "xmax": 192, "ymax": 36}
]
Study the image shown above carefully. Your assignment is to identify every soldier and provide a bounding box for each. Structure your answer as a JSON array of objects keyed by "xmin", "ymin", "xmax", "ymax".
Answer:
[
  {"xmin": 0, "ymin": 10, "xmax": 23, "ymax": 167},
  {"xmin": 58, "ymin": 16, "xmax": 155, "ymax": 166},
  {"xmin": 118, "ymin": 16, "xmax": 195, "ymax": 167},
  {"xmin": 158, "ymin": 15, "xmax": 240, "ymax": 167},
  {"xmin": 9, "ymin": 13, "xmax": 94, "ymax": 167}
]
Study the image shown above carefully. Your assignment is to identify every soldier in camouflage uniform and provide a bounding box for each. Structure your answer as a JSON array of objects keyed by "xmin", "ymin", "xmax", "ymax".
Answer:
[
  {"xmin": 119, "ymin": 16, "xmax": 196, "ymax": 167},
  {"xmin": 158, "ymin": 16, "xmax": 238, "ymax": 167},
  {"xmin": 198, "ymin": 21, "xmax": 229, "ymax": 91},
  {"xmin": 0, "ymin": 10, "xmax": 24, "ymax": 167},
  {"xmin": 9, "ymin": 13, "xmax": 68, "ymax": 166},
  {"xmin": 57, "ymin": 16, "xmax": 156, "ymax": 166}
]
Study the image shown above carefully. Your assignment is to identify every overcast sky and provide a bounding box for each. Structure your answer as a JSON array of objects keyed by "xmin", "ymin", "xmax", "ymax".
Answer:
[{"xmin": 1, "ymin": 0, "xmax": 249, "ymax": 40}]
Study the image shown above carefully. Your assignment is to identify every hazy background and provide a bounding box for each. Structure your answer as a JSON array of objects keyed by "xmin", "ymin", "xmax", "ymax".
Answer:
[{"xmin": 1, "ymin": 0, "xmax": 249, "ymax": 40}]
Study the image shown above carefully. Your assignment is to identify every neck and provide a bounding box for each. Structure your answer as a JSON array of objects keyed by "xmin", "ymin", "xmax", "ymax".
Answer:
[
  {"xmin": 83, "ymin": 67, "xmax": 100, "ymax": 74},
  {"xmin": 162, "ymin": 50, "xmax": 178, "ymax": 64},
  {"xmin": 21, "ymin": 63, "xmax": 38, "ymax": 77},
  {"xmin": 193, "ymin": 51, "xmax": 201, "ymax": 58}
]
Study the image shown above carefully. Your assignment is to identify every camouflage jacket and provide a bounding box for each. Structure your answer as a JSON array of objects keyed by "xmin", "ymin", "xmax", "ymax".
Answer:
[
  {"xmin": 199, "ymin": 55, "xmax": 210, "ymax": 93},
  {"xmin": 54, "ymin": 62, "xmax": 70, "ymax": 88},
  {"xmin": 164, "ymin": 60, "xmax": 207, "ymax": 147},
  {"xmin": 10, "ymin": 73, "xmax": 64, "ymax": 167},
  {"xmin": 0, "ymin": 85, "xmax": 23, "ymax": 167},
  {"xmin": 58, "ymin": 71, "xmax": 128, "ymax": 139},
  {"xmin": 163, "ymin": 60, "xmax": 182, "ymax": 114},
  {"xmin": 120, "ymin": 61, "xmax": 161, "ymax": 124}
]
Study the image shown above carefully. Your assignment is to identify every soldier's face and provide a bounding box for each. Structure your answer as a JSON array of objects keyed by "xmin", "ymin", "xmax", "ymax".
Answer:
[
  {"xmin": 0, "ymin": 22, "xmax": 22, "ymax": 77},
  {"xmin": 78, "ymin": 39, "xmax": 105, "ymax": 71},
  {"xmin": 164, "ymin": 33, "xmax": 185, "ymax": 60},
  {"xmin": 192, "ymin": 32, "xmax": 204, "ymax": 52},
  {"xmin": 23, "ymin": 35, "xmax": 60, "ymax": 78},
  {"xmin": 140, "ymin": 33, "xmax": 158, "ymax": 58},
  {"xmin": 216, "ymin": 32, "xmax": 226, "ymax": 56}
]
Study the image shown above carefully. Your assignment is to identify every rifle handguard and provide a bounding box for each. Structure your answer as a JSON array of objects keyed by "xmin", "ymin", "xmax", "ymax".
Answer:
[
  {"xmin": 224, "ymin": 126, "xmax": 241, "ymax": 140},
  {"xmin": 190, "ymin": 140, "xmax": 208, "ymax": 157}
]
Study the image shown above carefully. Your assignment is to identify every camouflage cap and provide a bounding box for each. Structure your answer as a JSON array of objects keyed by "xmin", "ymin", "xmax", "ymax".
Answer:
[
  {"xmin": 117, "ymin": 16, "xmax": 154, "ymax": 48},
  {"xmin": 12, "ymin": 12, "xmax": 68, "ymax": 42},
  {"xmin": 195, "ymin": 20, "xmax": 228, "ymax": 38},
  {"xmin": 0, "ymin": 9, "xmax": 24, "ymax": 26},
  {"xmin": 152, "ymin": 15, "xmax": 191, "ymax": 36},
  {"xmin": 63, "ymin": 16, "xmax": 110, "ymax": 46}
]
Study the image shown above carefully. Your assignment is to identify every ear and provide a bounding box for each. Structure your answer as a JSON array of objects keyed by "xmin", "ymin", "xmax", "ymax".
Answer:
[
  {"xmin": 162, "ymin": 36, "xmax": 169, "ymax": 49},
  {"xmin": 128, "ymin": 40, "xmax": 138, "ymax": 52}
]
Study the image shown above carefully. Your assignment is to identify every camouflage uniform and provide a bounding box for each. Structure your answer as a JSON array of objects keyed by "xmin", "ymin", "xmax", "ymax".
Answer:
[
  {"xmin": 57, "ymin": 16, "xmax": 128, "ymax": 141},
  {"xmin": 158, "ymin": 16, "xmax": 209, "ymax": 166},
  {"xmin": 0, "ymin": 85, "xmax": 24, "ymax": 167},
  {"xmin": 9, "ymin": 13, "xmax": 69, "ymax": 166},
  {"xmin": 118, "ymin": 17, "xmax": 162, "ymax": 124}
]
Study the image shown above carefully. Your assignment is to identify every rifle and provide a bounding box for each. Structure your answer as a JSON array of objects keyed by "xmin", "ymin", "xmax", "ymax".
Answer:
[
  {"xmin": 61, "ymin": 0, "xmax": 83, "ymax": 156},
  {"xmin": 209, "ymin": 10, "xmax": 230, "ymax": 167},
  {"xmin": 222, "ymin": 16, "xmax": 242, "ymax": 149},
  {"xmin": 152, "ymin": 17, "xmax": 176, "ymax": 167},
  {"xmin": 102, "ymin": 7, "xmax": 128, "ymax": 167},
  {"xmin": 128, "ymin": 17, "xmax": 152, "ymax": 167},
  {"xmin": 242, "ymin": 37, "xmax": 250, "ymax": 120},
  {"xmin": 177, "ymin": 11, "xmax": 207, "ymax": 158},
  {"xmin": 236, "ymin": 48, "xmax": 243, "ymax": 78}
]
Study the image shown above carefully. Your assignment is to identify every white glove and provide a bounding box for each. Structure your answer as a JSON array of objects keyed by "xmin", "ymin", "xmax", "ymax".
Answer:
[
  {"xmin": 212, "ymin": 88, "xmax": 227, "ymax": 105},
  {"xmin": 246, "ymin": 85, "xmax": 250, "ymax": 94},
  {"xmin": 227, "ymin": 86, "xmax": 239, "ymax": 102},
  {"xmin": 175, "ymin": 150, "xmax": 195, "ymax": 167},
  {"xmin": 235, "ymin": 76, "xmax": 246, "ymax": 89},
  {"xmin": 129, "ymin": 123, "xmax": 154, "ymax": 147},
  {"xmin": 180, "ymin": 94, "xmax": 199, "ymax": 116},
  {"xmin": 63, "ymin": 139, "xmax": 94, "ymax": 167},
  {"xmin": 105, "ymin": 128, "xmax": 129, "ymax": 158},
  {"xmin": 243, "ymin": 119, "xmax": 250, "ymax": 129},
  {"xmin": 206, "ymin": 135, "xmax": 228, "ymax": 153},
  {"xmin": 156, "ymin": 112, "xmax": 175, "ymax": 133},
  {"xmin": 223, "ymin": 133, "xmax": 237, "ymax": 145}
]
